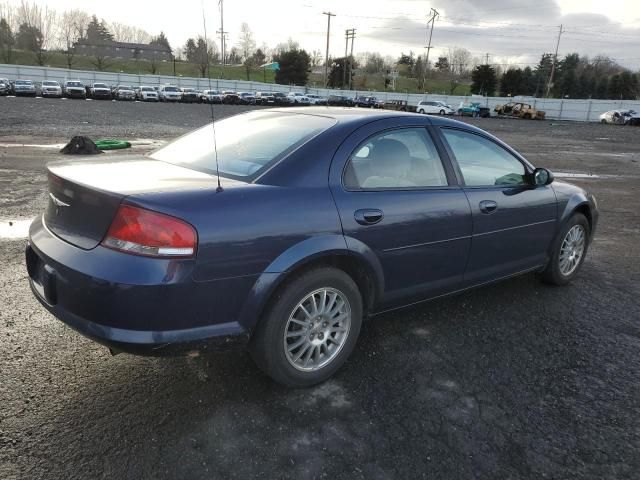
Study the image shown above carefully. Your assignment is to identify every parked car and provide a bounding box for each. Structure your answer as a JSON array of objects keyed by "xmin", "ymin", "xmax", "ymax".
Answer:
[
  {"xmin": 12, "ymin": 79, "xmax": 37, "ymax": 97},
  {"xmin": 200, "ymin": 89, "xmax": 224, "ymax": 103},
  {"xmin": 494, "ymin": 102, "xmax": 545, "ymax": 120},
  {"xmin": 273, "ymin": 92, "xmax": 292, "ymax": 105},
  {"xmin": 255, "ymin": 91, "xmax": 276, "ymax": 105},
  {"xmin": 40, "ymin": 80, "xmax": 63, "ymax": 98},
  {"xmin": 238, "ymin": 92, "xmax": 256, "ymax": 105},
  {"xmin": 89, "ymin": 83, "xmax": 112, "ymax": 100},
  {"xmin": 0, "ymin": 77, "xmax": 9, "ymax": 95},
  {"xmin": 158, "ymin": 85, "xmax": 182, "ymax": 102},
  {"xmin": 327, "ymin": 95, "xmax": 354, "ymax": 107},
  {"xmin": 113, "ymin": 85, "xmax": 136, "ymax": 101},
  {"xmin": 287, "ymin": 92, "xmax": 310, "ymax": 105},
  {"xmin": 136, "ymin": 86, "xmax": 159, "ymax": 102},
  {"xmin": 599, "ymin": 109, "xmax": 640, "ymax": 126},
  {"xmin": 306, "ymin": 94, "xmax": 328, "ymax": 106},
  {"xmin": 382, "ymin": 99, "xmax": 416, "ymax": 112},
  {"xmin": 25, "ymin": 108, "xmax": 599, "ymax": 387},
  {"xmin": 63, "ymin": 80, "xmax": 86, "ymax": 99},
  {"xmin": 417, "ymin": 100, "xmax": 455, "ymax": 115},
  {"xmin": 354, "ymin": 96, "xmax": 381, "ymax": 108},
  {"xmin": 457, "ymin": 101, "xmax": 482, "ymax": 117},
  {"xmin": 222, "ymin": 91, "xmax": 240, "ymax": 104},
  {"xmin": 180, "ymin": 87, "xmax": 199, "ymax": 103}
]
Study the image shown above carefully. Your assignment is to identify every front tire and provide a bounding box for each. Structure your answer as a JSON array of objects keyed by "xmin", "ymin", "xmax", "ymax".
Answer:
[
  {"xmin": 439, "ymin": 109, "xmax": 445, "ymax": 115},
  {"xmin": 539, "ymin": 213, "xmax": 590, "ymax": 285},
  {"xmin": 250, "ymin": 267, "xmax": 363, "ymax": 387}
]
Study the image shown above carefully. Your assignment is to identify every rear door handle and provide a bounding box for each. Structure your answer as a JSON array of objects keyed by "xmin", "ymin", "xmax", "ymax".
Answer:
[
  {"xmin": 354, "ymin": 209, "xmax": 384, "ymax": 225},
  {"xmin": 479, "ymin": 200, "xmax": 498, "ymax": 214}
]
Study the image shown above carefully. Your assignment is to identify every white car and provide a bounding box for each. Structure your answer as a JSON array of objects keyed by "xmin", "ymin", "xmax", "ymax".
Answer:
[
  {"xmin": 306, "ymin": 94, "xmax": 327, "ymax": 105},
  {"xmin": 417, "ymin": 100, "xmax": 454, "ymax": 115},
  {"xmin": 40, "ymin": 80, "xmax": 62, "ymax": 98},
  {"xmin": 137, "ymin": 86, "xmax": 159, "ymax": 102},
  {"xmin": 64, "ymin": 80, "xmax": 86, "ymax": 99},
  {"xmin": 599, "ymin": 109, "xmax": 640, "ymax": 126},
  {"xmin": 200, "ymin": 89, "xmax": 224, "ymax": 103},
  {"xmin": 287, "ymin": 92, "xmax": 310, "ymax": 105},
  {"xmin": 159, "ymin": 85, "xmax": 182, "ymax": 102}
]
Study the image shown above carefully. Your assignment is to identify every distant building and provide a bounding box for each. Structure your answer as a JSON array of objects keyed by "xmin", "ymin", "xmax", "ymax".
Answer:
[{"xmin": 74, "ymin": 40, "xmax": 172, "ymax": 61}]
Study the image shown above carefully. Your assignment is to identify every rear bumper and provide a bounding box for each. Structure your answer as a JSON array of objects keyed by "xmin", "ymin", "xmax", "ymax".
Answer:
[{"xmin": 26, "ymin": 216, "xmax": 251, "ymax": 356}]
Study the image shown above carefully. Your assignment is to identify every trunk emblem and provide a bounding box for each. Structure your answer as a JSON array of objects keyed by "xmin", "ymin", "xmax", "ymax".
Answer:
[{"xmin": 49, "ymin": 193, "xmax": 70, "ymax": 215}]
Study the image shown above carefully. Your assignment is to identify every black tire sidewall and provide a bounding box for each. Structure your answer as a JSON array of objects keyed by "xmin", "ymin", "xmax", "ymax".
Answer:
[
  {"xmin": 543, "ymin": 213, "xmax": 590, "ymax": 285},
  {"xmin": 250, "ymin": 267, "xmax": 363, "ymax": 387}
]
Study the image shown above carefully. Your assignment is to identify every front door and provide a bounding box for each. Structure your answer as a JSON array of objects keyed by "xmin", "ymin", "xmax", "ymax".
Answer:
[
  {"xmin": 329, "ymin": 119, "xmax": 473, "ymax": 309},
  {"xmin": 438, "ymin": 127, "xmax": 558, "ymax": 286}
]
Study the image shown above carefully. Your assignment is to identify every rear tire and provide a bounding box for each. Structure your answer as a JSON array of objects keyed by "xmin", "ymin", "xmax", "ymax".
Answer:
[
  {"xmin": 539, "ymin": 213, "xmax": 590, "ymax": 286},
  {"xmin": 250, "ymin": 267, "xmax": 363, "ymax": 387}
]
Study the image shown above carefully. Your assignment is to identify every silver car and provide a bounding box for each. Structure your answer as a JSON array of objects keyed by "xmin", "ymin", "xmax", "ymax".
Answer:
[
  {"xmin": 12, "ymin": 79, "xmax": 37, "ymax": 97},
  {"xmin": 41, "ymin": 80, "xmax": 63, "ymax": 98}
]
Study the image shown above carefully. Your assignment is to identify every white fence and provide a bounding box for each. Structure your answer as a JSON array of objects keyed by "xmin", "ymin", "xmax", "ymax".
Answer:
[{"xmin": 2, "ymin": 63, "xmax": 640, "ymax": 123}]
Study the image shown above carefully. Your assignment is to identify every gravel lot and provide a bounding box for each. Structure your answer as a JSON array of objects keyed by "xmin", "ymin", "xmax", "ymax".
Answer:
[{"xmin": 1, "ymin": 97, "xmax": 639, "ymax": 479}]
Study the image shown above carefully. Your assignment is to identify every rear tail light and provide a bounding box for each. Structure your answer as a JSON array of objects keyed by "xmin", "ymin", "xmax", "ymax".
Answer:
[{"xmin": 101, "ymin": 205, "xmax": 197, "ymax": 258}]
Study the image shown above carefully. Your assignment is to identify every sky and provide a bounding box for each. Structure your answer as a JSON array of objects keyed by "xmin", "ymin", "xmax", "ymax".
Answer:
[{"xmin": 16, "ymin": 0, "xmax": 640, "ymax": 69}]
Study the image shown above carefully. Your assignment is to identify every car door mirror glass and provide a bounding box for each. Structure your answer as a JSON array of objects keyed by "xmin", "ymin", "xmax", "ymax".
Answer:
[{"xmin": 533, "ymin": 167, "xmax": 553, "ymax": 186}]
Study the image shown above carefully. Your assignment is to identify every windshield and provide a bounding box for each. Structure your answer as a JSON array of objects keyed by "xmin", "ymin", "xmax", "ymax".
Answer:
[
  {"xmin": 141, "ymin": 87, "xmax": 154, "ymax": 91},
  {"xmin": 118, "ymin": 85, "xmax": 133, "ymax": 90},
  {"xmin": 150, "ymin": 111, "xmax": 335, "ymax": 179},
  {"xmin": 164, "ymin": 87, "xmax": 179, "ymax": 92},
  {"xmin": 16, "ymin": 80, "xmax": 32, "ymax": 85},
  {"xmin": 67, "ymin": 82, "xmax": 83, "ymax": 87},
  {"xmin": 43, "ymin": 81, "xmax": 58, "ymax": 86},
  {"xmin": 94, "ymin": 83, "xmax": 107, "ymax": 88}
]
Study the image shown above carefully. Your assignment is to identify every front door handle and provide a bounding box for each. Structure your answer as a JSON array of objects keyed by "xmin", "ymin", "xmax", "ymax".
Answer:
[
  {"xmin": 479, "ymin": 200, "xmax": 498, "ymax": 214},
  {"xmin": 354, "ymin": 209, "xmax": 384, "ymax": 225}
]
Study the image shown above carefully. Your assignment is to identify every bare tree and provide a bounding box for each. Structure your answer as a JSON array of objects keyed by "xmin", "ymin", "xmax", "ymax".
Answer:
[
  {"xmin": 15, "ymin": 0, "xmax": 57, "ymax": 66},
  {"xmin": 447, "ymin": 47, "xmax": 472, "ymax": 94},
  {"xmin": 92, "ymin": 54, "xmax": 110, "ymax": 71},
  {"xmin": 110, "ymin": 22, "xmax": 151, "ymax": 44},
  {"xmin": 310, "ymin": 49, "xmax": 322, "ymax": 67},
  {"xmin": 58, "ymin": 9, "xmax": 89, "ymax": 69}
]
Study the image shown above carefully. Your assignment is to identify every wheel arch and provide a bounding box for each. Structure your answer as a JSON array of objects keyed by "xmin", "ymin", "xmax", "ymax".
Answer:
[{"xmin": 238, "ymin": 236, "xmax": 384, "ymax": 334}]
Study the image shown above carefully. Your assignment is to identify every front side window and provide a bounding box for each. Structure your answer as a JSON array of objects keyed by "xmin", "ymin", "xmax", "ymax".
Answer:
[
  {"xmin": 343, "ymin": 128, "xmax": 448, "ymax": 190},
  {"xmin": 441, "ymin": 129, "xmax": 526, "ymax": 186},
  {"xmin": 151, "ymin": 111, "xmax": 335, "ymax": 179}
]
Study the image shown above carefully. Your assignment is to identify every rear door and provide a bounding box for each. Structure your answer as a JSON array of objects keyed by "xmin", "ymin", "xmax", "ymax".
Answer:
[
  {"xmin": 329, "ymin": 118, "xmax": 472, "ymax": 309},
  {"xmin": 437, "ymin": 127, "xmax": 557, "ymax": 286}
]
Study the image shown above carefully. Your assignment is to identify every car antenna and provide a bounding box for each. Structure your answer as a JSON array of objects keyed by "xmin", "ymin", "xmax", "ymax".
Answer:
[{"xmin": 201, "ymin": 0, "xmax": 223, "ymax": 193}]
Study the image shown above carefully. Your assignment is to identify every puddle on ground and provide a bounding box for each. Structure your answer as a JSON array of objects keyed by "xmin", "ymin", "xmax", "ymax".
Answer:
[{"xmin": 0, "ymin": 219, "xmax": 33, "ymax": 239}]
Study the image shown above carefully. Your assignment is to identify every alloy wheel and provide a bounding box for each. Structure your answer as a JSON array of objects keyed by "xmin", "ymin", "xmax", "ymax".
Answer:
[
  {"xmin": 559, "ymin": 224, "xmax": 586, "ymax": 276},
  {"xmin": 283, "ymin": 288, "xmax": 351, "ymax": 372}
]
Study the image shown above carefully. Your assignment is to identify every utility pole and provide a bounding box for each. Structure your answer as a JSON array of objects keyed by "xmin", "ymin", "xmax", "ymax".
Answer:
[
  {"xmin": 422, "ymin": 8, "xmax": 439, "ymax": 92},
  {"xmin": 347, "ymin": 29, "xmax": 356, "ymax": 90},
  {"xmin": 220, "ymin": 0, "xmax": 225, "ymax": 76},
  {"xmin": 485, "ymin": 53, "xmax": 490, "ymax": 65},
  {"xmin": 342, "ymin": 29, "xmax": 355, "ymax": 89},
  {"xmin": 323, "ymin": 11, "xmax": 336, "ymax": 88},
  {"xmin": 545, "ymin": 24, "xmax": 563, "ymax": 98}
]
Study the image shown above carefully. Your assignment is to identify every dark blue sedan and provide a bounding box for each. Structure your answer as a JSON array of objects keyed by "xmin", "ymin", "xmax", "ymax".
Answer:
[{"xmin": 26, "ymin": 108, "xmax": 599, "ymax": 387}]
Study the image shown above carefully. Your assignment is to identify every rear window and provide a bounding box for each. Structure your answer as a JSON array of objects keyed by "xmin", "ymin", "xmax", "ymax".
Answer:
[{"xmin": 150, "ymin": 111, "xmax": 335, "ymax": 180}]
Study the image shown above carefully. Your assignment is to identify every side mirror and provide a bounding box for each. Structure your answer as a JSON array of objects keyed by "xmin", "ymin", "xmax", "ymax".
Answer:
[{"xmin": 532, "ymin": 167, "xmax": 554, "ymax": 186}]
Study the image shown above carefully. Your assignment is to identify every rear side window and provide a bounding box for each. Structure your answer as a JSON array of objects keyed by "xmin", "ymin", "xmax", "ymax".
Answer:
[
  {"xmin": 151, "ymin": 111, "xmax": 335, "ymax": 179},
  {"xmin": 343, "ymin": 128, "xmax": 448, "ymax": 190},
  {"xmin": 441, "ymin": 129, "xmax": 526, "ymax": 186}
]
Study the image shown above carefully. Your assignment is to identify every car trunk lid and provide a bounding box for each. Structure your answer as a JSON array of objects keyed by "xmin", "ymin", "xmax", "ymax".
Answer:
[{"xmin": 45, "ymin": 156, "xmax": 239, "ymax": 249}]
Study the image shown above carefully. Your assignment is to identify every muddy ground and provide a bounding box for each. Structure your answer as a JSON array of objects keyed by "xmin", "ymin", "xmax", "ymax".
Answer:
[{"xmin": 1, "ymin": 97, "xmax": 639, "ymax": 479}]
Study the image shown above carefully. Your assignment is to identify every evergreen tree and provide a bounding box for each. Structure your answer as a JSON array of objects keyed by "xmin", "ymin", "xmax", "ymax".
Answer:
[
  {"xmin": 150, "ymin": 31, "xmax": 171, "ymax": 52},
  {"xmin": 0, "ymin": 18, "xmax": 14, "ymax": 63},
  {"xmin": 274, "ymin": 48, "xmax": 311, "ymax": 85},
  {"xmin": 85, "ymin": 16, "xmax": 113, "ymax": 43},
  {"xmin": 470, "ymin": 64, "xmax": 497, "ymax": 96}
]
